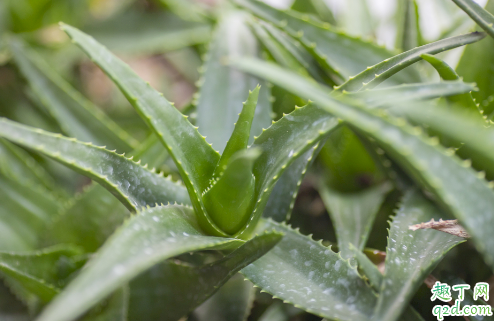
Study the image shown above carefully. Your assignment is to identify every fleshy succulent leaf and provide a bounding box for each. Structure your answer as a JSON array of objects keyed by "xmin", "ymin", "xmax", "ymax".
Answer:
[
  {"xmin": 319, "ymin": 182, "xmax": 392, "ymax": 259},
  {"xmin": 203, "ymin": 148, "xmax": 262, "ymax": 235},
  {"xmin": 241, "ymin": 219, "xmax": 377, "ymax": 321},
  {"xmin": 371, "ymin": 190, "xmax": 464, "ymax": 321},
  {"xmin": 60, "ymin": 23, "xmax": 224, "ymax": 236},
  {"xmin": 8, "ymin": 37, "xmax": 138, "ymax": 152},
  {"xmin": 36, "ymin": 205, "xmax": 245, "ymax": 321},
  {"xmin": 420, "ymin": 53, "xmax": 479, "ymax": 113},
  {"xmin": 232, "ymin": 57, "xmax": 494, "ymax": 271},
  {"xmin": 0, "ymin": 118, "xmax": 190, "ymax": 211},
  {"xmin": 195, "ymin": 11, "xmax": 271, "ymax": 154},
  {"xmin": 452, "ymin": 0, "xmax": 494, "ymax": 39},
  {"xmin": 80, "ymin": 287, "xmax": 128, "ymax": 321}
]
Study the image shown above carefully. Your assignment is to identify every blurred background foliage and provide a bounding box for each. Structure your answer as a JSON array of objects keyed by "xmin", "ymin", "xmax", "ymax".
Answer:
[{"xmin": 0, "ymin": 0, "xmax": 493, "ymax": 320}]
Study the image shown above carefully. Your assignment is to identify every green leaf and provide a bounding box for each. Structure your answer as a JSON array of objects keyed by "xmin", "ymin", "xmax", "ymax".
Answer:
[
  {"xmin": 395, "ymin": 0, "xmax": 422, "ymax": 51},
  {"xmin": 336, "ymin": 31, "xmax": 485, "ymax": 92},
  {"xmin": 0, "ymin": 174, "xmax": 60, "ymax": 252},
  {"xmin": 237, "ymin": 103, "xmax": 339, "ymax": 238},
  {"xmin": 342, "ymin": 81, "xmax": 477, "ymax": 108},
  {"xmin": 36, "ymin": 205, "xmax": 245, "ymax": 321},
  {"xmin": 372, "ymin": 190, "xmax": 464, "ymax": 321},
  {"xmin": 420, "ymin": 54, "xmax": 479, "ymax": 113},
  {"xmin": 241, "ymin": 219, "xmax": 377, "ymax": 321},
  {"xmin": 129, "ymin": 231, "xmax": 281, "ymax": 321},
  {"xmin": 8, "ymin": 37, "xmax": 137, "ymax": 152},
  {"xmin": 232, "ymin": 58, "xmax": 494, "ymax": 271},
  {"xmin": 83, "ymin": 10, "xmax": 212, "ymax": 54},
  {"xmin": 196, "ymin": 12, "xmax": 271, "ymax": 154},
  {"xmin": 0, "ymin": 280, "xmax": 29, "ymax": 321},
  {"xmin": 194, "ymin": 275, "xmax": 254, "ymax": 321},
  {"xmin": 452, "ymin": 0, "xmax": 494, "ymax": 39},
  {"xmin": 203, "ymin": 148, "xmax": 262, "ymax": 234},
  {"xmin": 156, "ymin": 0, "xmax": 209, "ymax": 22},
  {"xmin": 319, "ymin": 183, "xmax": 392, "ymax": 259},
  {"xmin": 348, "ymin": 244, "xmax": 383, "ymax": 291},
  {"xmin": 291, "ymin": 0, "xmax": 336, "ymax": 24},
  {"xmin": 0, "ymin": 245, "xmax": 83, "ymax": 303},
  {"xmin": 0, "ymin": 118, "xmax": 190, "ymax": 211},
  {"xmin": 80, "ymin": 287, "xmax": 128, "ymax": 321},
  {"xmin": 456, "ymin": 0, "xmax": 494, "ymax": 117},
  {"xmin": 233, "ymin": 0, "xmax": 421, "ymax": 84},
  {"xmin": 61, "ymin": 24, "xmax": 223, "ymax": 236},
  {"xmin": 339, "ymin": 0, "xmax": 374, "ymax": 38}
]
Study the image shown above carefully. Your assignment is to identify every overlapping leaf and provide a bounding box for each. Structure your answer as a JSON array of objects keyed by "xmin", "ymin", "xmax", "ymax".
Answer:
[
  {"xmin": 36, "ymin": 205, "xmax": 245, "ymax": 321},
  {"xmin": 452, "ymin": 0, "xmax": 494, "ymax": 39}
]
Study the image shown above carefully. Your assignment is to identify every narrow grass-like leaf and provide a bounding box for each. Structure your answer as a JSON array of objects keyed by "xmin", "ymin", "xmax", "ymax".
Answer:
[
  {"xmin": 129, "ymin": 231, "xmax": 281, "ymax": 321},
  {"xmin": 336, "ymin": 31, "xmax": 485, "ymax": 92},
  {"xmin": 194, "ymin": 275, "xmax": 254, "ymax": 321},
  {"xmin": 196, "ymin": 12, "xmax": 271, "ymax": 154},
  {"xmin": 395, "ymin": 0, "xmax": 422, "ymax": 51},
  {"xmin": 61, "ymin": 24, "xmax": 223, "ymax": 236},
  {"xmin": 237, "ymin": 104, "xmax": 340, "ymax": 238},
  {"xmin": 36, "ymin": 205, "xmax": 244, "ymax": 321},
  {"xmin": 319, "ymin": 183, "xmax": 392, "ymax": 259},
  {"xmin": 9, "ymin": 38, "xmax": 137, "ymax": 152},
  {"xmin": 84, "ymin": 11, "xmax": 211, "ymax": 54},
  {"xmin": 0, "ymin": 118, "xmax": 190, "ymax": 211},
  {"xmin": 234, "ymin": 0, "xmax": 421, "ymax": 84},
  {"xmin": 0, "ymin": 245, "xmax": 83, "ymax": 303},
  {"xmin": 342, "ymin": 81, "xmax": 477, "ymax": 108},
  {"xmin": 372, "ymin": 190, "xmax": 464, "ymax": 321},
  {"xmin": 0, "ymin": 175, "xmax": 60, "ymax": 252},
  {"xmin": 241, "ymin": 219, "xmax": 377, "ymax": 321},
  {"xmin": 420, "ymin": 54, "xmax": 478, "ymax": 113},
  {"xmin": 452, "ymin": 0, "xmax": 494, "ymax": 39},
  {"xmin": 232, "ymin": 58, "xmax": 494, "ymax": 270}
]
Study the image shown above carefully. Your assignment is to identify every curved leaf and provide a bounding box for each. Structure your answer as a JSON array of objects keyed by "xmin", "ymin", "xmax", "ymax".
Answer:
[
  {"xmin": 9, "ymin": 38, "xmax": 137, "ymax": 152},
  {"xmin": 81, "ymin": 287, "xmax": 128, "ymax": 321},
  {"xmin": 241, "ymin": 219, "xmax": 377, "ymax": 321},
  {"xmin": 36, "ymin": 205, "xmax": 244, "ymax": 321},
  {"xmin": 232, "ymin": 58, "xmax": 494, "ymax": 271},
  {"xmin": 319, "ymin": 183, "xmax": 392, "ymax": 259},
  {"xmin": 336, "ymin": 31, "xmax": 485, "ymax": 92},
  {"xmin": 372, "ymin": 190, "xmax": 464, "ymax": 321},
  {"xmin": 452, "ymin": 0, "xmax": 494, "ymax": 39},
  {"xmin": 130, "ymin": 231, "xmax": 281, "ymax": 321},
  {"xmin": 234, "ymin": 0, "xmax": 421, "ymax": 84},
  {"xmin": 0, "ymin": 118, "xmax": 190, "ymax": 211},
  {"xmin": 61, "ymin": 24, "xmax": 223, "ymax": 236}
]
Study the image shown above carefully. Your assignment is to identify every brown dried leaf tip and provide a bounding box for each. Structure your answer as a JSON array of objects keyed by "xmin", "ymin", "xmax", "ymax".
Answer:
[{"xmin": 409, "ymin": 219, "xmax": 471, "ymax": 238}]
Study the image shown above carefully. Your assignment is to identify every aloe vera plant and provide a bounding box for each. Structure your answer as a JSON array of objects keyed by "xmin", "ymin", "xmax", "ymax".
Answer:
[{"xmin": 1, "ymin": 0, "xmax": 494, "ymax": 320}]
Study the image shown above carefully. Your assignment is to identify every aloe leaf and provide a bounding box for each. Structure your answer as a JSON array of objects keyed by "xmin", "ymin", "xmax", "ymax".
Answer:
[
  {"xmin": 8, "ymin": 38, "xmax": 137, "ymax": 152},
  {"xmin": 452, "ymin": 0, "xmax": 494, "ymax": 39},
  {"xmin": 233, "ymin": 0, "xmax": 421, "ymax": 84},
  {"xmin": 156, "ymin": 0, "xmax": 209, "ymax": 22},
  {"xmin": 336, "ymin": 31, "xmax": 485, "ymax": 92},
  {"xmin": 340, "ymin": 0, "xmax": 374, "ymax": 38},
  {"xmin": 36, "ymin": 205, "xmax": 245, "ymax": 321},
  {"xmin": 0, "ymin": 280, "xmax": 29, "ymax": 321},
  {"xmin": 291, "ymin": 0, "xmax": 336, "ymax": 24},
  {"xmin": 0, "ymin": 139, "xmax": 59, "ymax": 194},
  {"xmin": 196, "ymin": 12, "xmax": 271, "ymax": 154},
  {"xmin": 241, "ymin": 219, "xmax": 377, "ymax": 321},
  {"xmin": 0, "ymin": 118, "xmax": 190, "ymax": 211},
  {"xmin": 83, "ymin": 11, "xmax": 211, "ymax": 54},
  {"xmin": 395, "ymin": 0, "xmax": 422, "ymax": 51},
  {"xmin": 420, "ymin": 54, "xmax": 479, "ymax": 113},
  {"xmin": 343, "ymin": 81, "xmax": 477, "ymax": 108},
  {"xmin": 214, "ymin": 86, "xmax": 260, "ymax": 178},
  {"xmin": 61, "ymin": 24, "xmax": 223, "ymax": 236},
  {"xmin": 129, "ymin": 231, "xmax": 281, "ymax": 321},
  {"xmin": 232, "ymin": 58, "xmax": 494, "ymax": 270},
  {"xmin": 263, "ymin": 147, "xmax": 319, "ymax": 222},
  {"xmin": 0, "ymin": 174, "xmax": 60, "ymax": 252},
  {"xmin": 372, "ymin": 190, "xmax": 464, "ymax": 321},
  {"xmin": 319, "ymin": 183, "xmax": 392, "ymax": 259},
  {"xmin": 348, "ymin": 244, "xmax": 383, "ymax": 291},
  {"xmin": 204, "ymin": 148, "xmax": 262, "ymax": 234},
  {"xmin": 456, "ymin": 0, "xmax": 494, "ymax": 117},
  {"xmin": 0, "ymin": 245, "xmax": 83, "ymax": 303},
  {"xmin": 194, "ymin": 275, "xmax": 254, "ymax": 321},
  {"xmin": 81, "ymin": 287, "xmax": 128, "ymax": 321},
  {"xmin": 237, "ymin": 104, "xmax": 340, "ymax": 238}
]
